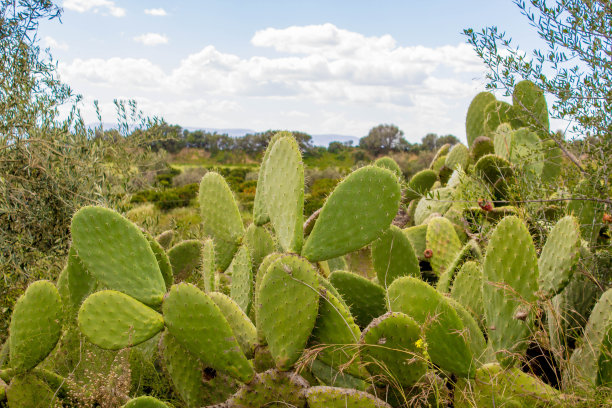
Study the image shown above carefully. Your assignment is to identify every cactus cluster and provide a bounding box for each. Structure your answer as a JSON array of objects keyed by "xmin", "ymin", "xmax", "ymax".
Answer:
[{"xmin": 0, "ymin": 79, "xmax": 610, "ymax": 407}]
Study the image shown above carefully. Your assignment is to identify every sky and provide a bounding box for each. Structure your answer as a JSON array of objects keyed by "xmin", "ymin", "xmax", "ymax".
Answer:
[{"xmin": 37, "ymin": 1, "xmax": 553, "ymax": 143}]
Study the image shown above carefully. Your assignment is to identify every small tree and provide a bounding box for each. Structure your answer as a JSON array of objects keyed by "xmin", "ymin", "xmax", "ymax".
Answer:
[{"xmin": 359, "ymin": 124, "xmax": 408, "ymax": 155}]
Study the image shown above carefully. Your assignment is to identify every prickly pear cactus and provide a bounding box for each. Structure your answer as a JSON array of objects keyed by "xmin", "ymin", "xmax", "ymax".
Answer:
[
  {"xmin": 198, "ymin": 172, "xmax": 245, "ymax": 271},
  {"xmin": 450, "ymin": 261, "xmax": 485, "ymax": 327},
  {"xmin": 483, "ymin": 216, "xmax": 538, "ymax": 366},
  {"xmin": 445, "ymin": 143, "xmax": 469, "ymax": 170},
  {"xmin": 405, "ymin": 169, "xmax": 437, "ymax": 201},
  {"xmin": 372, "ymin": 225, "xmax": 420, "ymax": 288},
  {"xmin": 512, "ymin": 79, "xmax": 549, "ymax": 137},
  {"xmin": 9, "ymin": 281, "xmax": 62, "ymax": 373},
  {"xmin": 254, "ymin": 252, "xmax": 283, "ymax": 343},
  {"xmin": 227, "ymin": 244, "xmax": 254, "ymax": 315},
  {"xmin": 155, "ymin": 229, "xmax": 174, "ymax": 249},
  {"xmin": 201, "ymin": 238, "xmax": 216, "ymax": 292},
  {"xmin": 167, "ymin": 239, "xmax": 203, "ymax": 283},
  {"xmin": 374, "ymin": 156, "xmax": 402, "ymax": 178},
  {"xmin": 57, "ymin": 247, "xmax": 96, "ymax": 317},
  {"xmin": 244, "ymin": 224, "xmax": 275, "ymax": 271},
  {"xmin": 329, "ymin": 271, "xmax": 386, "ymax": 329},
  {"xmin": 163, "ymin": 283, "xmax": 255, "ymax": 383},
  {"xmin": 482, "ymin": 100, "xmax": 522, "ymax": 137},
  {"xmin": 258, "ymin": 255, "xmax": 319, "ymax": 370},
  {"xmin": 122, "ymin": 396, "xmax": 168, "ymax": 408},
  {"xmin": 402, "ymin": 224, "xmax": 428, "ymax": 260},
  {"xmin": 226, "ymin": 369, "xmax": 309, "ymax": 408},
  {"xmin": 466, "ymin": 91, "xmax": 496, "ymax": 147},
  {"xmin": 306, "ymin": 386, "xmax": 393, "ymax": 408},
  {"xmin": 78, "ymin": 290, "xmax": 164, "ymax": 350},
  {"xmin": 426, "ymin": 217, "xmax": 462, "ymax": 277},
  {"xmin": 209, "ymin": 292, "xmax": 257, "ymax": 359},
  {"xmin": 470, "ymin": 135, "xmax": 494, "ymax": 162},
  {"xmin": 360, "ymin": 311, "xmax": 428, "ymax": 387},
  {"xmin": 146, "ymin": 233, "xmax": 173, "ymax": 289},
  {"xmin": 413, "ymin": 187, "xmax": 453, "ymax": 225},
  {"xmin": 5, "ymin": 373, "xmax": 58, "ymax": 408},
  {"xmin": 71, "ymin": 206, "xmax": 166, "ymax": 306},
  {"xmin": 302, "ymin": 165, "xmax": 401, "ymax": 262},
  {"xmin": 253, "ymin": 132, "xmax": 284, "ymax": 226}
]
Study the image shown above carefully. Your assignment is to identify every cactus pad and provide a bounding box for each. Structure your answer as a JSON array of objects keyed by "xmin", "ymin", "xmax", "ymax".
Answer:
[
  {"xmin": 163, "ymin": 283, "xmax": 254, "ymax": 382},
  {"xmin": 471, "ymin": 136, "xmax": 495, "ymax": 162},
  {"xmin": 167, "ymin": 240, "xmax": 203, "ymax": 283},
  {"xmin": 451, "ymin": 261, "xmax": 485, "ymax": 326},
  {"xmin": 405, "ymin": 169, "xmax": 437, "ymax": 201},
  {"xmin": 227, "ymin": 369, "xmax": 309, "ymax": 408},
  {"xmin": 372, "ymin": 225, "xmax": 420, "ymax": 288},
  {"xmin": 9, "ymin": 281, "xmax": 62, "ymax": 373},
  {"xmin": 122, "ymin": 396, "xmax": 168, "ymax": 408},
  {"xmin": 61, "ymin": 247, "xmax": 96, "ymax": 316},
  {"xmin": 374, "ymin": 156, "xmax": 402, "ymax": 178},
  {"xmin": 209, "ymin": 292, "xmax": 257, "ymax": 359},
  {"xmin": 78, "ymin": 290, "xmax": 163, "ymax": 350},
  {"xmin": 426, "ymin": 217, "xmax": 462, "ymax": 277},
  {"xmin": 253, "ymin": 132, "xmax": 284, "ymax": 226},
  {"xmin": 466, "ymin": 91, "xmax": 496, "ymax": 147},
  {"xmin": 306, "ymin": 386, "xmax": 392, "ymax": 408},
  {"xmin": 302, "ymin": 166, "xmax": 401, "ymax": 262},
  {"xmin": 201, "ymin": 238, "xmax": 216, "ymax": 292},
  {"xmin": 198, "ymin": 172, "xmax": 245, "ymax": 271},
  {"xmin": 445, "ymin": 143, "xmax": 470, "ymax": 171},
  {"xmin": 402, "ymin": 224, "xmax": 428, "ymax": 260},
  {"xmin": 155, "ymin": 229, "xmax": 174, "ymax": 249},
  {"xmin": 244, "ymin": 224, "xmax": 275, "ymax": 270},
  {"xmin": 146, "ymin": 233, "xmax": 173, "ymax": 289},
  {"xmin": 329, "ymin": 271, "xmax": 387, "ymax": 328},
  {"xmin": 227, "ymin": 245, "xmax": 254, "ymax": 315},
  {"xmin": 71, "ymin": 206, "xmax": 166, "ymax": 306},
  {"xmin": 258, "ymin": 255, "xmax": 319, "ymax": 370},
  {"xmin": 413, "ymin": 187, "xmax": 453, "ymax": 225},
  {"xmin": 512, "ymin": 80, "xmax": 549, "ymax": 136},
  {"xmin": 5, "ymin": 373, "xmax": 57, "ymax": 408}
]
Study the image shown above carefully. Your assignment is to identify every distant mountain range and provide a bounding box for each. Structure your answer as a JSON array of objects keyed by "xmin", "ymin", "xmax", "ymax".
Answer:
[{"xmin": 91, "ymin": 123, "xmax": 360, "ymax": 147}]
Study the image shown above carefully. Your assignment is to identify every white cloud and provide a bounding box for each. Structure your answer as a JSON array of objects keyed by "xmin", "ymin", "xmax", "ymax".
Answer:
[
  {"xmin": 133, "ymin": 33, "xmax": 169, "ymax": 46},
  {"xmin": 63, "ymin": 0, "xmax": 125, "ymax": 17},
  {"xmin": 59, "ymin": 24, "xmax": 488, "ymax": 140},
  {"xmin": 144, "ymin": 8, "xmax": 167, "ymax": 16},
  {"xmin": 43, "ymin": 36, "xmax": 69, "ymax": 51}
]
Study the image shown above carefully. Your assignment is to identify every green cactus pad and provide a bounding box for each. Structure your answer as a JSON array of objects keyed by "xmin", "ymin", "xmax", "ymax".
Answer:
[
  {"xmin": 512, "ymin": 80, "xmax": 549, "ymax": 136},
  {"xmin": 402, "ymin": 224, "xmax": 428, "ymax": 260},
  {"xmin": 473, "ymin": 154, "xmax": 513, "ymax": 185},
  {"xmin": 372, "ymin": 225, "xmax": 420, "ymax": 288},
  {"xmin": 262, "ymin": 135, "xmax": 304, "ymax": 253},
  {"xmin": 454, "ymin": 363, "xmax": 559, "ymax": 408},
  {"xmin": 254, "ymin": 253, "xmax": 283, "ymax": 343},
  {"xmin": 306, "ymin": 386, "xmax": 392, "ymax": 408},
  {"xmin": 201, "ymin": 238, "xmax": 216, "ymax": 292},
  {"xmin": 448, "ymin": 297, "xmax": 487, "ymax": 363},
  {"xmin": 598, "ymin": 325, "xmax": 612, "ymax": 386},
  {"xmin": 155, "ymin": 229, "xmax": 174, "ymax": 249},
  {"xmin": 60, "ymin": 247, "xmax": 96, "ymax": 316},
  {"xmin": 451, "ymin": 261, "xmax": 485, "ymax": 326},
  {"xmin": 445, "ymin": 143, "xmax": 470, "ymax": 171},
  {"xmin": 167, "ymin": 240, "xmax": 203, "ymax": 283},
  {"xmin": 78, "ymin": 290, "xmax": 163, "ymax": 350},
  {"xmin": 258, "ymin": 255, "xmax": 319, "ymax": 370},
  {"xmin": 309, "ymin": 359, "xmax": 366, "ymax": 390},
  {"xmin": 426, "ymin": 217, "xmax": 462, "ymax": 277},
  {"xmin": 227, "ymin": 369, "xmax": 309, "ymax": 408},
  {"xmin": 71, "ymin": 206, "xmax": 166, "ymax": 306},
  {"xmin": 329, "ymin": 271, "xmax": 387, "ymax": 328},
  {"xmin": 198, "ymin": 172, "xmax": 245, "ymax": 271},
  {"xmin": 5, "ymin": 373, "xmax": 57, "ymax": 408},
  {"xmin": 327, "ymin": 255, "xmax": 348, "ymax": 272},
  {"xmin": 492, "ymin": 123, "xmax": 514, "ymax": 160},
  {"xmin": 541, "ymin": 139, "xmax": 563, "ymax": 181},
  {"xmin": 146, "ymin": 233, "xmax": 173, "ymax": 289},
  {"xmin": 122, "ymin": 396, "xmax": 168, "ymax": 408},
  {"xmin": 538, "ymin": 215, "xmax": 581, "ymax": 298},
  {"xmin": 466, "ymin": 91, "xmax": 496, "ymax": 147},
  {"xmin": 470, "ymin": 136, "xmax": 495, "ymax": 162},
  {"xmin": 360, "ymin": 311, "xmax": 428, "ymax": 386},
  {"xmin": 302, "ymin": 166, "xmax": 401, "ymax": 262},
  {"xmin": 430, "ymin": 143, "xmax": 451, "ymax": 167},
  {"xmin": 413, "ymin": 187, "xmax": 453, "ymax": 225},
  {"xmin": 163, "ymin": 283, "xmax": 254, "ymax": 382},
  {"xmin": 244, "ymin": 224, "xmax": 275, "ymax": 271},
  {"xmin": 568, "ymin": 288, "xmax": 612, "ymax": 386},
  {"xmin": 374, "ymin": 156, "xmax": 402, "ymax": 178},
  {"xmin": 253, "ymin": 132, "xmax": 284, "ymax": 226},
  {"xmin": 310, "ymin": 289, "xmax": 362, "ymax": 376},
  {"xmin": 387, "ymin": 277, "xmax": 475, "ymax": 378},
  {"xmin": 9, "ymin": 281, "xmax": 62, "ymax": 373},
  {"xmin": 482, "ymin": 100, "xmax": 523, "ymax": 137},
  {"xmin": 227, "ymin": 245, "xmax": 253, "ymax": 315},
  {"xmin": 160, "ymin": 331, "xmax": 238, "ymax": 407},
  {"xmin": 405, "ymin": 169, "xmax": 437, "ymax": 201},
  {"xmin": 209, "ymin": 292, "xmax": 257, "ymax": 359},
  {"xmin": 507, "ymin": 128, "xmax": 544, "ymax": 176},
  {"xmin": 483, "ymin": 216, "xmax": 538, "ymax": 365},
  {"xmin": 436, "ymin": 240, "xmax": 482, "ymax": 293}
]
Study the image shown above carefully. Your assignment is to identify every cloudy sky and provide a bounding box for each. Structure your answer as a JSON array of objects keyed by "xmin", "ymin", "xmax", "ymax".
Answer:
[{"xmin": 38, "ymin": 1, "xmax": 549, "ymax": 143}]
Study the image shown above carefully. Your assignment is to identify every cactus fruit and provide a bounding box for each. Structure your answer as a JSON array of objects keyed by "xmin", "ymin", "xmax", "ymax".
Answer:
[
  {"xmin": 306, "ymin": 386, "xmax": 393, "ymax": 408},
  {"xmin": 5, "ymin": 373, "xmax": 57, "ymax": 408},
  {"xmin": 122, "ymin": 396, "xmax": 169, "ymax": 408},
  {"xmin": 538, "ymin": 215, "xmax": 581, "ymax": 298},
  {"xmin": 146, "ymin": 233, "xmax": 173, "ymax": 289},
  {"xmin": 201, "ymin": 238, "xmax": 216, "ymax": 292},
  {"xmin": 413, "ymin": 187, "xmax": 453, "ymax": 225},
  {"xmin": 483, "ymin": 216, "xmax": 538, "ymax": 366},
  {"xmin": 308, "ymin": 359, "xmax": 367, "ymax": 390},
  {"xmin": 243, "ymin": 224, "xmax": 275, "ymax": 271},
  {"xmin": 512, "ymin": 79, "xmax": 549, "ymax": 137},
  {"xmin": 163, "ymin": 283, "xmax": 254, "ymax": 383},
  {"xmin": 425, "ymin": 217, "xmax": 462, "ymax": 277},
  {"xmin": 445, "ymin": 143, "xmax": 470, "ymax": 171},
  {"xmin": 466, "ymin": 91, "xmax": 496, "ymax": 147},
  {"xmin": 262, "ymin": 135, "xmax": 304, "ymax": 253},
  {"xmin": 71, "ymin": 206, "xmax": 166, "ymax": 306},
  {"xmin": 302, "ymin": 166, "xmax": 401, "ymax": 262},
  {"xmin": 253, "ymin": 132, "xmax": 284, "ymax": 226},
  {"xmin": 471, "ymin": 136, "xmax": 495, "ymax": 162},
  {"xmin": 209, "ymin": 292, "xmax": 257, "ymax": 359},
  {"xmin": 329, "ymin": 271, "xmax": 387, "ymax": 329},
  {"xmin": 387, "ymin": 277, "xmax": 475, "ymax": 378},
  {"xmin": 167, "ymin": 239, "xmax": 203, "ymax": 284},
  {"xmin": 198, "ymin": 172, "xmax": 245, "ymax": 271},
  {"xmin": 226, "ymin": 369, "xmax": 309, "ymax": 408},
  {"xmin": 78, "ymin": 290, "xmax": 163, "ymax": 350},
  {"xmin": 227, "ymin": 245, "xmax": 254, "ymax": 315},
  {"xmin": 372, "ymin": 225, "xmax": 420, "ymax": 288},
  {"xmin": 9, "ymin": 281, "xmax": 62, "ymax": 373},
  {"xmin": 450, "ymin": 261, "xmax": 485, "ymax": 326},
  {"xmin": 405, "ymin": 169, "xmax": 437, "ymax": 201},
  {"xmin": 258, "ymin": 255, "xmax": 319, "ymax": 370},
  {"xmin": 360, "ymin": 311, "xmax": 428, "ymax": 387},
  {"xmin": 310, "ymin": 289, "xmax": 362, "ymax": 377},
  {"xmin": 155, "ymin": 229, "xmax": 174, "ymax": 250}
]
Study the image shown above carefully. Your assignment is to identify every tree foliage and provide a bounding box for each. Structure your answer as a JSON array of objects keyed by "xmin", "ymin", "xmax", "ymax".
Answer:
[{"xmin": 359, "ymin": 124, "xmax": 409, "ymax": 155}]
